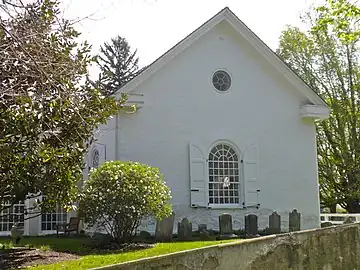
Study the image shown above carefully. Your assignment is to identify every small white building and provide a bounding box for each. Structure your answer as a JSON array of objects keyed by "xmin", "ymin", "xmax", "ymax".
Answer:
[{"xmin": 0, "ymin": 7, "xmax": 329, "ymax": 236}]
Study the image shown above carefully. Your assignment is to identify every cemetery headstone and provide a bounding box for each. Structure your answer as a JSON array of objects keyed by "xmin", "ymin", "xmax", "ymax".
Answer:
[
  {"xmin": 289, "ymin": 209, "xmax": 301, "ymax": 232},
  {"xmin": 198, "ymin": 224, "xmax": 207, "ymax": 232},
  {"xmin": 218, "ymin": 213, "xmax": 237, "ymax": 239},
  {"xmin": 343, "ymin": 216, "xmax": 355, "ymax": 224},
  {"xmin": 177, "ymin": 217, "xmax": 192, "ymax": 241},
  {"xmin": 139, "ymin": 230, "xmax": 151, "ymax": 238},
  {"xmin": 155, "ymin": 212, "xmax": 175, "ymax": 242},
  {"xmin": 245, "ymin": 214, "xmax": 259, "ymax": 237},
  {"xmin": 321, "ymin": 222, "xmax": 333, "ymax": 228},
  {"xmin": 269, "ymin": 211, "xmax": 281, "ymax": 234}
]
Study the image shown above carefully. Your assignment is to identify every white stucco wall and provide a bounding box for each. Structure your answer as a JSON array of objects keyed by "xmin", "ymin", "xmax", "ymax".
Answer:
[{"xmin": 110, "ymin": 21, "xmax": 320, "ymax": 233}]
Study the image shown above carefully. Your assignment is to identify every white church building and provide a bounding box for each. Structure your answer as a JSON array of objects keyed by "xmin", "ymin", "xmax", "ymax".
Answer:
[
  {"xmin": 0, "ymin": 7, "xmax": 329, "ymax": 236},
  {"xmin": 89, "ymin": 7, "xmax": 329, "ymax": 232}
]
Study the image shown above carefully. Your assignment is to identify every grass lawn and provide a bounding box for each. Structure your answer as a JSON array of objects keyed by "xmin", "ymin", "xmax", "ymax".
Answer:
[
  {"xmin": 0, "ymin": 236, "xmax": 239, "ymax": 270},
  {"xmin": 0, "ymin": 236, "xmax": 92, "ymax": 253}
]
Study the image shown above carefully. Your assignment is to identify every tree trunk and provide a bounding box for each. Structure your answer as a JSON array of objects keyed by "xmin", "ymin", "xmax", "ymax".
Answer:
[
  {"xmin": 346, "ymin": 200, "xmax": 360, "ymax": 213},
  {"xmin": 329, "ymin": 204, "xmax": 337, "ymax": 213}
]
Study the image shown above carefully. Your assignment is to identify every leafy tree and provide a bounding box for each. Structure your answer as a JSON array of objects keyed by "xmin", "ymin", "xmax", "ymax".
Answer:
[
  {"xmin": 277, "ymin": 0, "xmax": 360, "ymax": 212},
  {"xmin": 78, "ymin": 161, "xmax": 172, "ymax": 244},
  {"xmin": 0, "ymin": 0, "xmax": 128, "ymax": 214},
  {"xmin": 93, "ymin": 35, "xmax": 139, "ymax": 96}
]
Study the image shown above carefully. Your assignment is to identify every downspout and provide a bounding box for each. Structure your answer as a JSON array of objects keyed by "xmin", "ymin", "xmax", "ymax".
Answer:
[{"xmin": 115, "ymin": 113, "xmax": 119, "ymax": 160}]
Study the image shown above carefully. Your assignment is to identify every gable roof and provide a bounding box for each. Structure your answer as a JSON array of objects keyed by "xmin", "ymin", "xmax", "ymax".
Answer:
[{"xmin": 118, "ymin": 7, "xmax": 328, "ymax": 108}]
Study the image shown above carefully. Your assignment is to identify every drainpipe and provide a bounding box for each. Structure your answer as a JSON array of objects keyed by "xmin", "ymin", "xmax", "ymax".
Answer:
[{"xmin": 115, "ymin": 113, "xmax": 119, "ymax": 160}]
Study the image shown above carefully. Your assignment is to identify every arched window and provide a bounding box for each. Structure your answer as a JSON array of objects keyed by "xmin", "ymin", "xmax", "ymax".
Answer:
[
  {"xmin": 208, "ymin": 143, "xmax": 240, "ymax": 205},
  {"xmin": 91, "ymin": 148, "xmax": 100, "ymax": 168}
]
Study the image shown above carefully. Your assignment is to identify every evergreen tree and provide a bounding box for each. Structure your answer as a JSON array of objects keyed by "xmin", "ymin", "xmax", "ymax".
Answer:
[{"xmin": 95, "ymin": 36, "xmax": 139, "ymax": 96}]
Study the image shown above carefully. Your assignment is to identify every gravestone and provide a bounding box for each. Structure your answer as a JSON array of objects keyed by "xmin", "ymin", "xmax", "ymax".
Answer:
[
  {"xmin": 245, "ymin": 214, "xmax": 258, "ymax": 237},
  {"xmin": 198, "ymin": 224, "xmax": 207, "ymax": 232},
  {"xmin": 289, "ymin": 209, "xmax": 301, "ymax": 232},
  {"xmin": 200, "ymin": 230, "xmax": 212, "ymax": 240},
  {"xmin": 269, "ymin": 211, "xmax": 281, "ymax": 234},
  {"xmin": 218, "ymin": 213, "xmax": 237, "ymax": 239},
  {"xmin": 198, "ymin": 224, "xmax": 211, "ymax": 240},
  {"xmin": 343, "ymin": 216, "xmax": 355, "ymax": 224},
  {"xmin": 321, "ymin": 222, "xmax": 333, "ymax": 228},
  {"xmin": 139, "ymin": 230, "xmax": 151, "ymax": 238},
  {"xmin": 219, "ymin": 213, "xmax": 233, "ymax": 235},
  {"xmin": 177, "ymin": 218, "xmax": 192, "ymax": 241},
  {"xmin": 155, "ymin": 212, "xmax": 175, "ymax": 242}
]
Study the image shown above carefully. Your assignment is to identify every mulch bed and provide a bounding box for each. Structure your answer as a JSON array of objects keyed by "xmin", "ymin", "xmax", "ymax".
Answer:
[
  {"xmin": 0, "ymin": 248, "xmax": 79, "ymax": 269},
  {"xmin": 0, "ymin": 243, "xmax": 154, "ymax": 269}
]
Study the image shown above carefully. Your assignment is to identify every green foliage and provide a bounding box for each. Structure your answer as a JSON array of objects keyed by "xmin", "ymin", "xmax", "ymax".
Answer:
[
  {"xmin": 79, "ymin": 161, "xmax": 172, "ymax": 243},
  {"xmin": 39, "ymin": 245, "xmax": 51, "ymax": 251},
  {"xmin": 91, "ymin": 35, "xmax": 139, "ymax": 96},
  {"xmin": 0, "ymin": 0, "xmax": 129, "ymax": 212},
  {"xmin": 314, "ymin": 0, "xmax": 360, "ymax": 43},
  {"xmin": 277, "ymin": 0, "xmax": 360, "ymax": 212}
]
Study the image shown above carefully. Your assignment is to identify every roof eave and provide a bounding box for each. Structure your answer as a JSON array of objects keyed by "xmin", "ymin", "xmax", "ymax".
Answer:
[{"xmin": 116, "ymin": 7, "xmax": 328, "ymax": 109}]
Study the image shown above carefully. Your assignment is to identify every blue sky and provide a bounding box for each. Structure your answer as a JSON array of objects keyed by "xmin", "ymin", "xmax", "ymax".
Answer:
[{"xmin": 62, "ymin": 0, "xmax": 318, "ymax": 68}]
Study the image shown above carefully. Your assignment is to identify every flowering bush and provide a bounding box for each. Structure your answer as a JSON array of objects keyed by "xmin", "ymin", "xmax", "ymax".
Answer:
[{"xmin": 79, "ymin": 161, "xmax": 172, "ymax": 243}]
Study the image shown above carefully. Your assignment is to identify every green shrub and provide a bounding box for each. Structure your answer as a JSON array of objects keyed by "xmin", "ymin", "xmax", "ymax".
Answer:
[
  {"xmin": 39, "ymin": 245, "xmax": 50, "ymax": 251},
  {"xmin": 79, "ymin": 161, "xmax": 172, "ymax": 244}
]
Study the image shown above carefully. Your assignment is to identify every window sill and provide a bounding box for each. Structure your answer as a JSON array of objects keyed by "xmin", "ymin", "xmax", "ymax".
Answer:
[{"xmin": 208, "ymin": 204, "xmax": 243, "ymax": 209}]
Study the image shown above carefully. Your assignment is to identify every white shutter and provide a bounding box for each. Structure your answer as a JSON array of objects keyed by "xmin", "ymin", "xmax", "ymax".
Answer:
[
  {"xmin": 244, "ymin": 144, "xmax": 260, "ymax": 209},
  {"xmin": 189, "ymin": 143, "xmax": 208, "ymax": 208}
]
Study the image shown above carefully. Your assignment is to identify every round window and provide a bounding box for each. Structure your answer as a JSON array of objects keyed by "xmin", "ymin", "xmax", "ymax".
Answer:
[{"xmin": 212, "ymin": 70, "xmax": 231, "ymax": 92}]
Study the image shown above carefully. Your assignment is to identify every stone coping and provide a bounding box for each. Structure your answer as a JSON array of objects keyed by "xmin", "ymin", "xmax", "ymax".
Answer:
[{"xmin": 90, "ymin": 222, "xmax": 360, "ymax": 270}]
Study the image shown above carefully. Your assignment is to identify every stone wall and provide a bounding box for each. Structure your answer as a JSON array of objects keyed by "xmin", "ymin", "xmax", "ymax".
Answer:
[{"xmin": 92, "ymin": 223, "xmax": 360, "ymax": 270}]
